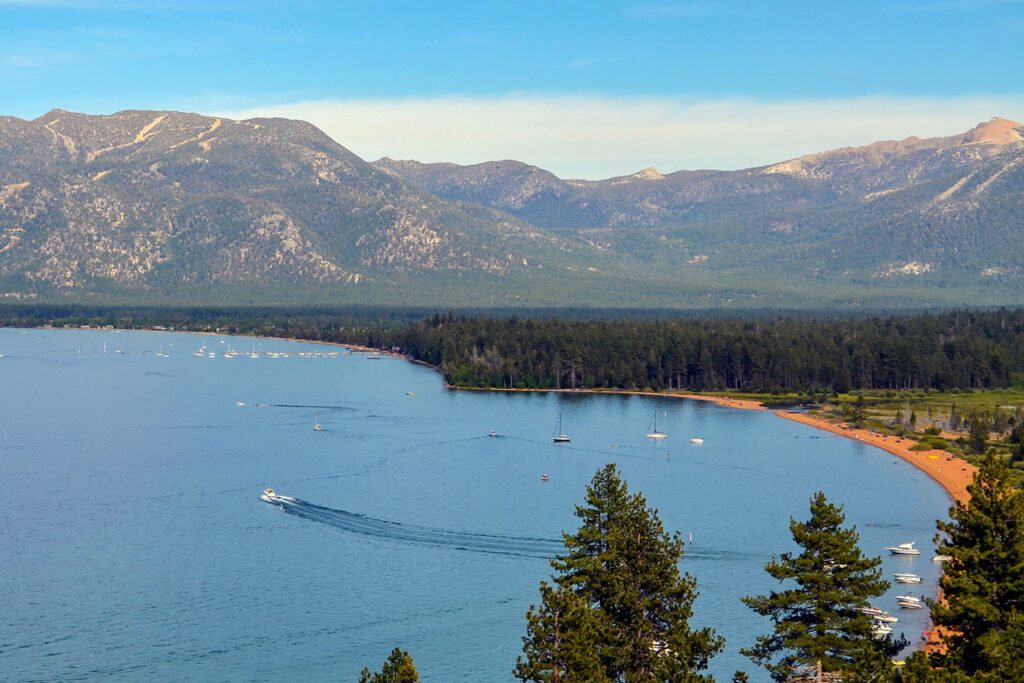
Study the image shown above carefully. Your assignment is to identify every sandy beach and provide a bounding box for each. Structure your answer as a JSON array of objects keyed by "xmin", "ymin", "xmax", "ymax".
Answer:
[{"xmin": 775, "ymin": 411, "xmax": 975, "ymax": 505}]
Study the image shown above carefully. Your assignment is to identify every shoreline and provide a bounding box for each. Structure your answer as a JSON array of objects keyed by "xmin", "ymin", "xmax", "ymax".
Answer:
[
  {"xmin": 447, "ymin": 385, "xmax": 767, "ymax": 410},
  {"xmin": 775, "ymin": 410, "xmax": 975, "ymax": 505}
]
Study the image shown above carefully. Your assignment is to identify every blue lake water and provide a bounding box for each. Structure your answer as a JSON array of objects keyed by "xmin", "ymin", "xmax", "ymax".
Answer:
[{"xmin": 0, "ymin": 328, "xmax": 951, "ymax": 681}]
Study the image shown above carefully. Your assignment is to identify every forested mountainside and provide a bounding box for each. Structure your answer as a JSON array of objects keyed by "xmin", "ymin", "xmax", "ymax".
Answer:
[
  {"xmin": 0, "ymin": 110, "xmax": 1021, "ymax": 308},
  {"xmin": 0, "ymin": 109, "xmax": 587, "ymax": 303}
]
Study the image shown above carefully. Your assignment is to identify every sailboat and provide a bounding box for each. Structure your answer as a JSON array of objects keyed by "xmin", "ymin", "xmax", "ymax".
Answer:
[
  {"xmin": 313, "ymin": 411, "xmax": 323, "ymax": 432},
  {"xmin": 553, "ymin": 414, "xmax": 571, "ymax": 443},
  {"xmin": 646, "ymin": 411, "xmax": 668, "ymax": 439}
]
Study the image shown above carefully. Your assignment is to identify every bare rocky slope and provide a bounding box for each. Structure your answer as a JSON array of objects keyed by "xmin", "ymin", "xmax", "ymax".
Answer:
[
  {"xmin": 0, "ymin": 109, "xmax": 581, "ymax": 303},
  {"xmin": 0, "ymin": 110, "xmax": 1021, "ymax": 308}
]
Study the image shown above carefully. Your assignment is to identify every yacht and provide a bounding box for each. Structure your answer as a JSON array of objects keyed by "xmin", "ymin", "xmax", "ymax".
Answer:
[
  {"xmin": 885, "ymin": 541, "xmax": 920, "ymax": 555},
  {"xmin": 553, "ymin": 414, "xmax": 571, "ymax": 443},
  {"xmin": 893, "ymin": 573, "xmax": 922, "ymax": 584},
  {"xmin": 646, "ymin": 411, "xmax": 668, "ymax": 439}
]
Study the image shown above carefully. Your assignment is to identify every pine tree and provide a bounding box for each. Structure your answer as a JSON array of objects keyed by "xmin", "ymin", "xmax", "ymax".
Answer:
[
  {"xmin": 930, "ymin": 453, "xmax": 1024, "ymax": 678},
  {"xmin": 514, "ymin": 582, "xmax": 609, "ymax": 682},
  {"xmin": 742, "ymin": 492, "xmax": 903, "ymax": 681},
  {"xmin": 517, "ymin": 464, "xmax": 723, "ymax": 682},
  {"xmin": 358, "ymin": 647, "xmax": 420, "ymax": 683}
]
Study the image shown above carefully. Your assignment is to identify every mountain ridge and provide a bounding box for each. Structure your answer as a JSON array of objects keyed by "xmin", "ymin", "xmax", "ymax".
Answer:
[{"xmin": 1, "ymin": 109, "xmax": 1022, "ymax": 308}]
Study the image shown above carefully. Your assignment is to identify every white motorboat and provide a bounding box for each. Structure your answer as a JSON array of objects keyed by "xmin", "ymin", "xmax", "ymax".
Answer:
[
  {"xmin": 553, "ymin": 413, "xmax": 571, "ymax": 443},
  {"xmin": 646, "ymin": 411, "xmax": 668, "ymax": 439},
  {"xmin": 894, "ymin": 573, "xmax": 923, "ymax": 584},
  {"xmin": 540, "ymin": 473, "xmax": 550, "ymax": 481},
  {"xmin": 897, "ymin": 600, "xmax": 923, "ymax": 609},
  {"xmin": 858, "ymin": 606, "xmax": 884, "ymax": 616},
  {"xmin": 895, "ymin": 594, "xmax": 920, "ymax": 603},
  {"xmin": 932, "ymin": 554, "xmax": 951, "ymax": 563},
  {"xmin": 488, "ymin": 430, "xmax": 497, "ymax": 437},
  {"xmin": 872, "ymin": 622, "xmax": 893, "ymax": 639},
  {"xmin": 261, "ymin": 488, "xmax": 280, "ymax": 502},
  {"xmin": 885, "ymin": 541, "xmax": 920, "ymax": 555},
  {"xmin": 690, "ymin": 438, "xmax": 704, "ymax": 444},
  {"xmin": 873, "ymin": 613, "xmax": 899, "ymax": 624}
]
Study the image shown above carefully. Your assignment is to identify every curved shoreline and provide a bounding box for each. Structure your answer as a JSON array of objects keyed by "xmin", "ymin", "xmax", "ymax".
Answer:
[
  {"xmin": 775, "ymin": 410, "xmax": 975, "ymax": 505},
  {"xmin": 446, "ymin": 385, "xmax": 767, "ymax": 410}
]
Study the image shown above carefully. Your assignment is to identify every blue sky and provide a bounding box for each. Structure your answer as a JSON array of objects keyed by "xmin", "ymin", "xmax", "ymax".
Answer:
[{"xmin": 2, "ymin": 0, "xmax": 1023, "ymax": 176}]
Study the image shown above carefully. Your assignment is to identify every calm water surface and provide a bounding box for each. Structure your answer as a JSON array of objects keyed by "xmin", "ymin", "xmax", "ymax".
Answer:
[{"xmin": 0, "ymin": 328, "xmax": 951, "ymax": 681}]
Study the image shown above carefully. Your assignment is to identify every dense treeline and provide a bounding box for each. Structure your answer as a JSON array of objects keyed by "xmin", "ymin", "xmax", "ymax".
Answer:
[
  {"xmin": 4, "ymin": 304, "xmax": 1023, "ymax": 394},
  {"xmin": 358, "ymin": 310, "xmax": 1024, "ymax": 393}
]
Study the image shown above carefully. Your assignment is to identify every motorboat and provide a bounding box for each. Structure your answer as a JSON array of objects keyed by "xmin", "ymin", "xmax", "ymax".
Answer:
[
  {"xmin": 894, "ymin": 573, "xmax": 923, "ymax": 584},
  {"xmin": 872, "ymin": 622, "xmax": 893, "ymax": 636},
  {"xmin": 690, "ymin": 438, "xmax": 704, "ymax": 444},
  {"xmin": 646, "ymin": 411, "xmax": 668, "ymax": 439},
  {"xmin": 261, "ymin": 488, "xmax": 280, "ymax": 502},
  {"xmin": 858, "ymin": 606, "xmax": 884, "ymax": 616},
  {"xmin": 932, "ymin": 554, "xmax": 951, "ymax": 562},
  {"xmin": 873, "ymin": 613, "xmax": 899, "ymax": 624},
  {"xmin": 540, "ymin": 473, "xmax": 550, "ymax": 481},
  {"xmin": 895, "ymin": 594, "xmax": 920, "ymax": 603},
  {"xmin": 488, "ymin": 430, "xmax": 497, "ymax": 437},
  {"xmin": 885, "ymin": 542, "xmax": 920, "ymax": 555},
  {"xmin": 897, "ymin": 600, "xmax": 923, "ymax": 609}
]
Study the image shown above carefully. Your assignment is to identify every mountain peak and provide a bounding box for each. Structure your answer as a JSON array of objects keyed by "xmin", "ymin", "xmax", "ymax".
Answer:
[
  {"xmin": 631, "ymin": 167, "xmax": 665, "ymax": 180},
  {"xmin": 962, "ymin": 116, "xmax": 1024, "ymax": 146}
]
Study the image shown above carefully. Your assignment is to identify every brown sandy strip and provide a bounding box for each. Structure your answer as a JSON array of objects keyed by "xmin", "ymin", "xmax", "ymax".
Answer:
[{"xmin": 775, "ymin": 411, "xmax": 975, "ymax": 505}]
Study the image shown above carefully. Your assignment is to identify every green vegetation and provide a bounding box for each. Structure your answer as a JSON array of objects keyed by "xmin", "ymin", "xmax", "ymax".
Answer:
[
  {"xmin": 742, "ymin": 492, "xmax": 904, "ymax": 681},
  {"xmin": 929, "ymin": 453, "xmax": 1024, "ymax": 679},
  {"xmin": 516, "ymin": 464, "xmax": 723, "ymax": 682},
  {"xmin": 358, "ymin": 648, "xmax": 420, "ymax": 683}
]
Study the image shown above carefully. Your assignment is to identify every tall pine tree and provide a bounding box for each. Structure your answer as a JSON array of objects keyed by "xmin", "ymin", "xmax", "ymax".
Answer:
[
  {"xmin": 516, "ymin": 464, "xmax": 723, "ymax": 682},
  {"xmin": 742, "ymin": 492, "xmax": 902, "ymax": 681},
  {"xmin": 358, "ymin": 647, "xmax": 419, "ymax": 683},
  {"xmin": 930, "ymin": 452, "xmax": 1024, "ymax": 678}
]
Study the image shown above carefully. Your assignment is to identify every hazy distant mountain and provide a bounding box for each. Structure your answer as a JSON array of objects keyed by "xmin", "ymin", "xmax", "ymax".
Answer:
[
  {"xmin": 375, "ymin": 117, "xmax": 1024, "ymax": 298},
  {"xmin": 0, "ymin": 110, "xmax": 1021, "ymax": 308},
  {"xmin": 0, "ymin": 109, "xmax": 579, "ymax": 303}
]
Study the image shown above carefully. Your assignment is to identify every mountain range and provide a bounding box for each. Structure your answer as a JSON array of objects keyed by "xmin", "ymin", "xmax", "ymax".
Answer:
[{"xmin": 1, "ymin": 109, "xmax": 1021, "ymax": 309}]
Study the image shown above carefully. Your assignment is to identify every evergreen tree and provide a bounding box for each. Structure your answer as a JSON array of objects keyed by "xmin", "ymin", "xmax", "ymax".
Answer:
[
  {"xmin": 742, "ymin": 492, "xmax": 903, "ymax": 681},
  {"xmin": 358, "ymin": 647, "xmax": 419, "ymax": 683},
  {"xmin": 930, "ymin": 453, "xmax": 1024, "ymax": 678},
  {"xmin": 514, "ymin": 582, "xmax": 609, "ymax": 682},
  {"xmin": 517, "ymin": 464, "xmax": 723, "ymax": 682}
]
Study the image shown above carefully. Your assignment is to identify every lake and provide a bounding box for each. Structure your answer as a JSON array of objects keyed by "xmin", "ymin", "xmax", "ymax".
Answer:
[{"xmin": 0, "ymin": 328, "xmax": 951, "ymax": 681}]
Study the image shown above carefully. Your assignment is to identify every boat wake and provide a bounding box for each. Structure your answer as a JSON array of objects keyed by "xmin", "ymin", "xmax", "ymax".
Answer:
[{"xmin": 263, "ymin": 495, "xmax": 565, "ymax": 559}]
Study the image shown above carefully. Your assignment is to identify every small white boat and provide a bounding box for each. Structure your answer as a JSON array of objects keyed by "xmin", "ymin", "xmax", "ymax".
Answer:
[
  {"xmin": 932, "ymin": 554, "xmax": 951, "ymax": 562},
  {"xmin": 885, "ymin": 542, "xmax": 920, "ymax": 555},
  {"xmin": 235, "ymin": 400, "xmax": 246, "ymax": 406},
  {"xmin": 260, "ymin": 488, "xmax": 279, "ymax": 502},
  {"xmin": 858, "ymin": 606, "xmax": 884, "ymax": 616},
  {"xmin": 897, "ymin": 600, "xmax": 923, "ymax": 610},
  {"xmin": 488, "ymin": 430, "xmax": 497, "ymax": 437},
  {"xmin": 646, "ymin": 411, "xmax": 668, "ymax": 439},
  {"xmin": 540, "ymin": 473, "xmax": 550, "ymax": 481},
  {"xmin": 895, "ymin": 594, "xmax": 920, "ymax": 603},
  {"xmin": 690, "ymin": 438, "xmax": 704, "ymax": 444},
  {"xmin": 894, "ymin": 573, "xmax": 923, "ymax": 584},
  {"xmin": 873, "ymin": 613, "xmax": 899, "ymax": 624},
  {"xmin": 406, "ymin": 391, "xmax": 415, "ymax": 396},
  {"xmin": 553, "ymin": 413, "xmax": 571, "ymax": 443},
  {"xmin": 313, "ymin": 412, "xmax": 323, "ymax": 432}
]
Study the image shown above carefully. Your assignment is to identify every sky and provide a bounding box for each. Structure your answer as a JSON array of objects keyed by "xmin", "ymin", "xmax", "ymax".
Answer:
[{"xmin": 2, "ymin": 0, "xmax": 1022, "ymax": 177}]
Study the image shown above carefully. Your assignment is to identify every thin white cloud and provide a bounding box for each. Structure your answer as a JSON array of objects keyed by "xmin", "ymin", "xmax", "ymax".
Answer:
[{"xmin": 223, "ymin": 94, "xmax": 1024, "ymax": 179}]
